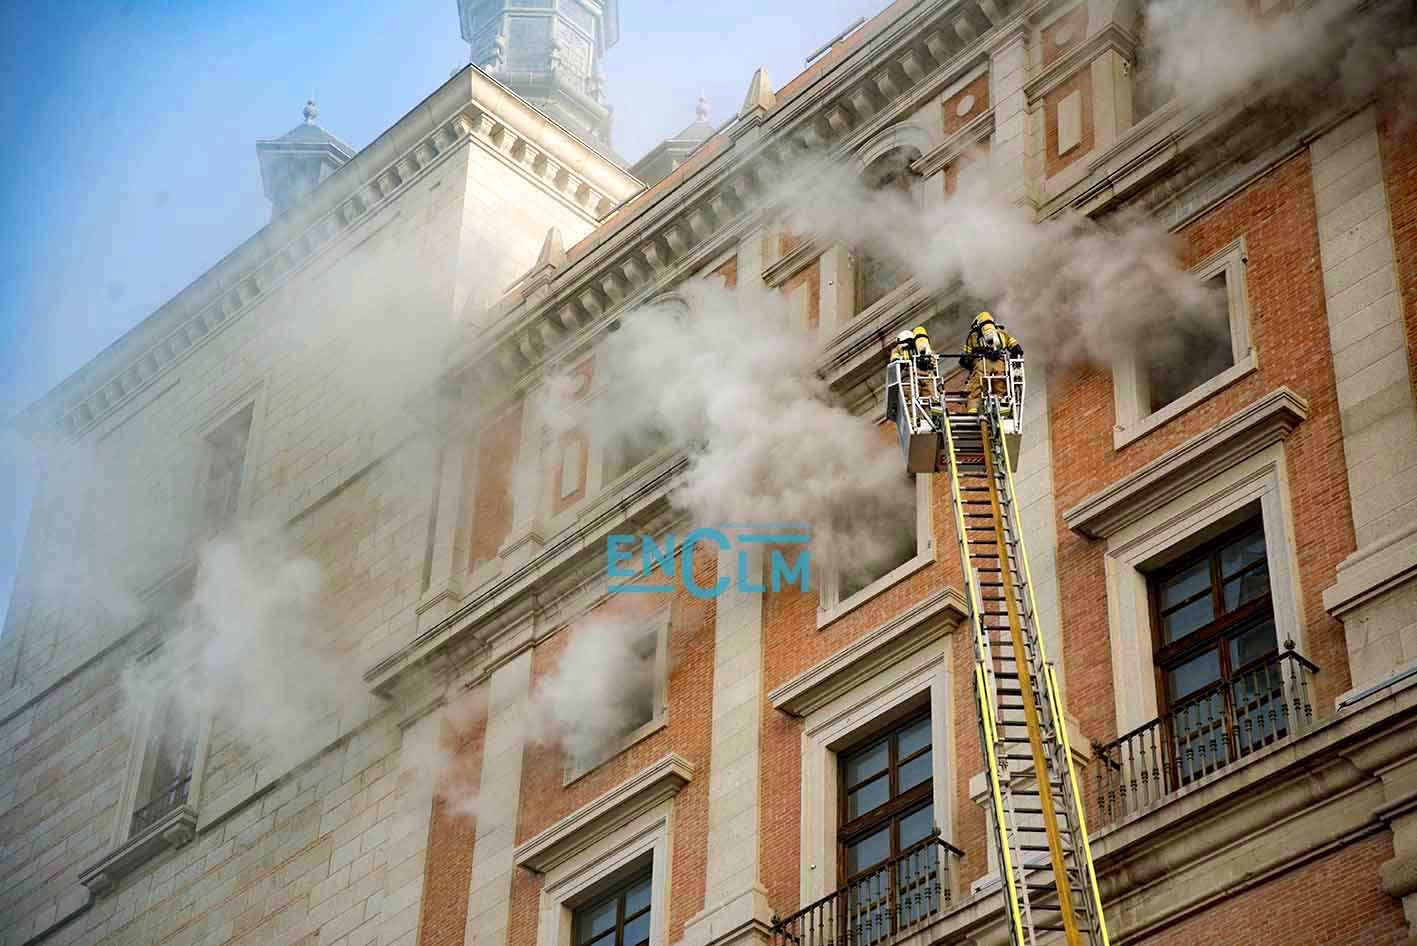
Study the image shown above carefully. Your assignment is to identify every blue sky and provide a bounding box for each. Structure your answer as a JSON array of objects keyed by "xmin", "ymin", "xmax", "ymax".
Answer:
[{"xmin": 0, "ymin": 0, "xmax": 889, "ymax": 627}]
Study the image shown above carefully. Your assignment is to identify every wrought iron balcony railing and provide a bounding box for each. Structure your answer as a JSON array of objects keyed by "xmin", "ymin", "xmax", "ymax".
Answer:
[
  {"xmin": 1090, "ymin": 642, "xmax": 1319, "ymax": 828},
  {"xmin": 130, "ymin": 773, "xmax": 192, "ymax": 836},
  {"xmin": 771, "ymin": 832, "xmax": 965, "ymax": 946}
]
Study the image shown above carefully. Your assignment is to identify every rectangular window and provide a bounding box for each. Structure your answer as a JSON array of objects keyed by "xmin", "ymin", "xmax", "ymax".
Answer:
[
  {"xmin": 839, "ymin": 479, "xmax": 919, "ymax": 601},
  {"xmin": 574, "ymin": 870, "xmax": 653, "ymax": 946},
  {"xmin": 1113, "ymin": 238, "xmax": 1253, "ymax": 446},
  {"xmin": 131, "ymin": 693, "xmax": 196, "ymax": 837},
  {"xmin": 837, "ymin": 712, "xmax": 941, "ymax": 940},
  {"xmin": 1140, "ymin": 272, "xmax": 1235, "ymax": 414},
  {"xmin": 203, "ymin": 403, "xmax": 254, "ymax": 536},
  {"xmin": 1149, "ymin": 520, "xmax": 1280, "ymax": 783},
  {"xmin": 565, "ymin": 613, "xmax": 669, "ymax": 780},
  {"xmin": 855, "ymin": 153, "xmax": 916, "ymax": 315}
]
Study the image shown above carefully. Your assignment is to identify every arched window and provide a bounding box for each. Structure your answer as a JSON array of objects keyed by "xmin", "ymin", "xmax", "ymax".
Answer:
[{"xmin": 856, "ymin": 147, "xmax": 922, "ymax": 314}]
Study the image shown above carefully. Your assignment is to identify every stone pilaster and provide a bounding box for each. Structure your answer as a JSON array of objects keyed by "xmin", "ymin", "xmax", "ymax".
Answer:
[
  {"xmin": 463, "ymin": 650, "xmax": 532, "ymax": 946},
  {"xmin": 1309, "ymin": 107, "xmax": 1417, "ymax": 694},
  {"xmin": 989, "ymin": 27, "xmax": 1033, "ymax": 205},
  {"xmin": 419, "ymin": 435, "xmax": 473, "ymax": 632},
  {"xmin": 499, "ymin": 392, "xmax": 548, "ymax": 570},
  {"xmin": 682, "ymin": 543, "xmax": 772, "ymax": 946}
]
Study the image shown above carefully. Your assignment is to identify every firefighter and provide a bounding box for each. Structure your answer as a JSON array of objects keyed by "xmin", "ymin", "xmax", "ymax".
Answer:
[
  {"xmin": 960, "ymin": 312, "xmax": 1022, "ymax": 413},
  {"xmin": 890, "ymin": 329, "xmax": 914, "ymax": 362}
]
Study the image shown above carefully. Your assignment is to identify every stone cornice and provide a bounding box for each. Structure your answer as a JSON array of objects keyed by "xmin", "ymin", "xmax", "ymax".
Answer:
[
  {"xmin": 1062, "ymin": 386, "xmax": 1309, "ymax": 540},
  {"xmin": 771, "ymin": 587, "xmax": 967, "ymax": 717},
  {"xmin": 914, "ymin": 106, "xmax": 994, "ymax": 176},
  {"xmin": 514, "ymin": 753, "xmax": 693, "ymax": 873},
  {"xmin": 363, "ymin": 454, "xmax": 687, "ymax": 694},
  {"xmin": 19, "ymin": 66, "xmax": 640, "ymax": 441},
  {"xmin": 1022, "ymin": 22, "xmax": 1137, "ymax": 103},
  {"xmin": 447, "ymin": 0, "xmax": 1027, "ymax": 397}
]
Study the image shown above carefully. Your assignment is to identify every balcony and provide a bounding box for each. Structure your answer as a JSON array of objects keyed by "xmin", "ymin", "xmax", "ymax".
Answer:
[
  {"xmin": 1089, "ymin": 643, "xmax": 1320, "ymax": 828},
  {"xmin": 771, "ymin": 833, "xmax": 965, "ymax": 946},
  {"xmin": 131, "ymin": 772, "xmax": 192, "ymax": 835}
]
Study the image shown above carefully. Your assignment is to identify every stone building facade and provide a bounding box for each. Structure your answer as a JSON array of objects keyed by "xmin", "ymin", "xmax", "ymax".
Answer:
[{"xmin": 5, "ymin": 2, "xmax": 1417, "ymax": 946}]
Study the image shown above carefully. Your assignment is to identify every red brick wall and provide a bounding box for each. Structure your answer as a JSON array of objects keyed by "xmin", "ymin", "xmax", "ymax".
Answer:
[
  {"xmin": 1050, "ymin": 152, "xmax": 1357, "ymax": 750},
  {"xmin": 1134, "ymin": 833, "xmax": 1406, "ymax": 946},
  {"xmin": 942, "ymin": 73, "xmax": 990, "ymax": 136},
  {"xmin": 1377, "ymin": 97, "xmax": 1417, "ymax": 405},
  {"xmin": 783, "ymin": 260, "xmax": 822, "ymax": 331},
  {"xmin": 1044, "ymin": 69, "xmax": 1095, "ymax": 178},
  {"xmin": 469, "ymin": 403, "xmax": 523, "ymax": 570},
  {"xmin": 506, "ymin": 552, "xmax": 718, "ymax": 946},
  {"xmin": 1042, "ymin": 5, "xmax": 1087, "ymax": 68},
  {"xmin": 417, "ymin": 715, "xmax": 486, "ymax": 946},
  {"xmin": 759, "ymin": 438, "xmax": 979, "ymax": 907}
]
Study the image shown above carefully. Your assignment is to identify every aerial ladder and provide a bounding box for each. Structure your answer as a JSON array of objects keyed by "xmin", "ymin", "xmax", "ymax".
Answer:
[{"xmin": 886, "ymin": 347, "xmax": 1110, "ymax": 946}]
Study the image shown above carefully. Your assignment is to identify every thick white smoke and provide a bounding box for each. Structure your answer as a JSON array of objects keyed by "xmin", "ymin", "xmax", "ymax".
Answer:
[
  {"xmin": 1144, "ymin": 0, "xmax": 1417, "ymax": 118},
  {"xmin": 527, "ymin": 609, "xmax": 661, "ymax": 771}
]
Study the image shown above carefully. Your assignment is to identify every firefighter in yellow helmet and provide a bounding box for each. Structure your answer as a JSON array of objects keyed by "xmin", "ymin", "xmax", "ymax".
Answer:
[
  {"xmin": 890, "ymin": 329, "xmax": 914, "ymax": 362},
  {"xmin": 961, "ymin": 311, "xmax": 1022, "ymax": 413}
]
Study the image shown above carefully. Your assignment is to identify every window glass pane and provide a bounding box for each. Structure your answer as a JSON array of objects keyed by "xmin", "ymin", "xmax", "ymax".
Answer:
[
  {"xmin": 1229, "ymin": 617, "xmax": 1277, "ymax": 670},
  {"xmin": 847, "ymin": 773, "xmax": 890, "ymax": 819},
  {"xmin": 1162, "ymin": 595, "xmax": 1215, "ymax": 642},
  {"xmin": 843, "ymin": 738, "xmax": 889, "ymax": 786},
  {"xmin": 845, "ymin": 826, "xmax": 891, "ymax": 875},
  {"xmin": 897, "ymin": 803, "xmax": 934, "ymax": 848},
  {"xmin": 1220, "ymin": 529, "xmax": 1266, "ymax": 578},
  {"xmin": 623, "ymin": 912, "xmax": 651, "ymax": 946},
  {"xmin": 624, "ymin": 876, "xmax": 652, "ymax": 917},
  {"xmin": 1222, "ymin": 562, "xmax": 1270, "ymax": 611},
  {"xmin": 1167, "ymin": 648, "xmax": 1221, "ymax": 702},
  {"xmin": 897, "ymin": 750, "xmax": 932, "ymax": 793},
  {"xmin": 1159, "ymin": 560, "xmax": 1211, "ymax": 610},
  {"xmin": 577, "ymin": 900, "xmax": 617, "ymax": 945},
  {"xmin": 896, "ymin": 716, "xmax": 931, "ymax": 758}
]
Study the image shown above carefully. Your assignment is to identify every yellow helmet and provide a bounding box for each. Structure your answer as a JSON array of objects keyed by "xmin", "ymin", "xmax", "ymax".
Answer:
[
  {"xmin": 912, "ymin": 326, "xmax": 930, "ymax": 339},
  {"xmin": 973, "ymin": 311, "xmax": 995, "ymax": 328}
]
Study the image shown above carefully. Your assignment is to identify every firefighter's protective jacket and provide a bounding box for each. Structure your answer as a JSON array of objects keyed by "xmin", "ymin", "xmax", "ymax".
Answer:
[{"xmin": 959, "ymin": 321, "xmax": 1022, "ymax": 370}]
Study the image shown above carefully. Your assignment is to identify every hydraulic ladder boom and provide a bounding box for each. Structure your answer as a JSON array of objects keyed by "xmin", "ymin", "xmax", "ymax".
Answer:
[{"xmin": 888, "ymin": 354, "xmax": 1109, "ymax": 946}]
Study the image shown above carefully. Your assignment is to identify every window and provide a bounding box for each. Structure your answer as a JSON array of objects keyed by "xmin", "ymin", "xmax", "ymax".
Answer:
[
  {"xmin": 565, "ymin": 611, "xmax": 670, "ymax": 780},
  {"xmin": 1138, "ymin": 272, "xmax": 1235, "ymax": 414},
  {"xmin": 602, "ymin": 427, "xmax": 667, "ymax": 485},
  {"xmin": 202, "ymin": 403, "xmax": 254, "ymax": 536},
  {"xmin": 855, "ymin": 150, "xmax": 919, "ymax": 314},
  {"xmin": 573, "ymin": 871, "xmax": 653, "ymax": 946},
  {"xmin": 1113, "ymin": 238, "xmax": 1253, "ymax": 446},
  {"xmin": 839, "ymin": 478, "xmax": 919, "ymax": 602},
  {"xmin": 1149, "ymin": 520, "xmax": 1280, "ymax": 782},
  {"xmin": 130, "ymin": 693, "xmax": 197, "ymax": 837},
  {"xmin": 837, "ymin": 712, "xmax": 941, "ymax": 940}
]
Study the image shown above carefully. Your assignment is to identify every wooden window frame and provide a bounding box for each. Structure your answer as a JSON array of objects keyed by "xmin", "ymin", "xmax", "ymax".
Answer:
[
  {"xmin": 573, "ymin": 868, "xmax": 654, "ymax": 946},
  {"xmin": 836, "ymin": 709, "xmax": 934, "ymax": 887},
  {"xmin": 1147, "ymin": 519, "xmax": 1278, "ymax": 769}
]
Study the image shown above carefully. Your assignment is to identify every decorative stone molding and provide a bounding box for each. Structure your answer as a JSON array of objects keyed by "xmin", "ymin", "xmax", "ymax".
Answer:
[
  {"xmin": 1062, "ymin": 387, "xmax": 1308, "ymax": 539},
  {"xmin": 23, "ymin": 66, "xmax": 637, "ymax": 443},
  {"xmin": 78, "ymin": 805, "xmax": 198, "ymax": 897},
  {"xmin": 914, "ymin": 106, "xmax": 995, "ymax": 177},
  {"xmin": 1022, "ymin": 22, "xmax": 1137, "ymax": 103},
  {"xmin": 515, "ymin": 753, "xmax": 694, "ymax": 873},
  {"xmin": 771, "ymin": 587, "xmax": 967, "ymax": 716},
  {"xmin": 1324, "ymin": 521, "xmax": 1417, "ymax": 618},
  {"xmin": 453, "ymin": 0, "xmax": 1024, "ymax": 396}
]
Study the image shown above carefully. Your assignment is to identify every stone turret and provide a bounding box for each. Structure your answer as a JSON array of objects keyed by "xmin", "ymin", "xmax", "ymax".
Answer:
[
  {"xmin": 457, "ymin": 0, "xmax": 619, "ymax": 146},
  {"xmin": 255, "ymin": 100, "xmax": 354, "ymax": 220}
]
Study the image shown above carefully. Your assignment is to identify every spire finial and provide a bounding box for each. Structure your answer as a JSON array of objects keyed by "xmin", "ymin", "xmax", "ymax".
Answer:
[
  {"xmin": 302, "ymin": 99, "xmax": 318, "ymax": 124},
  {"xmin": 696, "ymin": 95, "xmax": 710, "ymax": 123}
]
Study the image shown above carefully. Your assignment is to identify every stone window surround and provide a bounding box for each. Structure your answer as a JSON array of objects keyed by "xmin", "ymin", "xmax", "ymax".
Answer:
[
  {"xmin": 189, "ymin": 385, "xmax": 268, "ymax": 551},
  {"xmin": 1112, "ymin": 236, "xmax": 1256, "ymax": 449},
  {"xmin": 1099, "ymin": 438, "xmax": 1308, "ymax": 733},
  {"xmin": 563, "ymin": 605, "xmax": 674, "ymax": 785},
  {"xmin": 80, "ymin": 639, "xmax": 214, "ymax": 895},
  {"xmin": 818, "ymin": 464, "xmax": 935, "ymax": 630},
  {"xmin": 518, "ymin": 754, "xmax": 693, "ymax": 946},
  {"xmin": 771, "ymin": 588, "xmax": 967, "ymax": 904}
]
